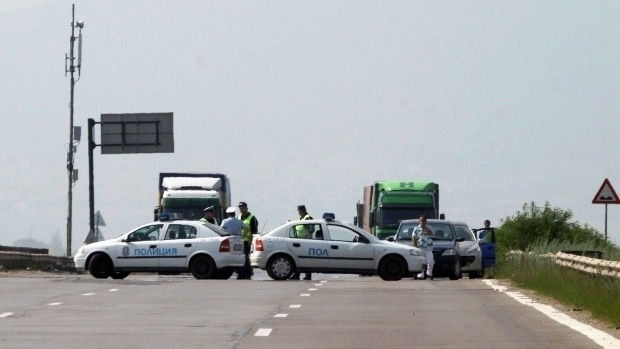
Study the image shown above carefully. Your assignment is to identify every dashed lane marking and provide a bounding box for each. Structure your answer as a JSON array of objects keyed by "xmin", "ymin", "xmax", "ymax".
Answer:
[
  {"xmin": 289, "ymin": 305, "xmax": 302, "ymax": 308},
  {"xmin": 48, "ymin": 302, "xmax": 62, "ymax": 306},
  {"xmin": 255, "ymin": 328, "xmax": 272, "ymax": 337},
  {"xmin": 274, "ymin": 314, "xmax": 288, "ymax": 318},
  {"xmin": 109, "ymin": 289, "xmax": 119, "ymax": 292},
  {"xmin": 82, "ymin": 293, "xmax": 95, "ymax": 296},
  {"xmin": 300, "ymin": 293, "xmax": 310, "ymax": 297},
  {"xmin": 0, "ymin": 312, "xmax": 14, "ymax": 318},
  {"xmin": 308, "ymin": 288, "xmax": 318, "ymax": 291}
]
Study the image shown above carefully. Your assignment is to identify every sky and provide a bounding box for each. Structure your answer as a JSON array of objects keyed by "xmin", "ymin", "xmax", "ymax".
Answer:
[{"xmin": 1, "ymin": 1, "xmax": 619, "ymax": 255}]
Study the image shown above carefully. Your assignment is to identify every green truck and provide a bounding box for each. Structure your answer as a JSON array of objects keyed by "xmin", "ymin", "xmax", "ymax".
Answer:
[{"xmin": 355, "ymin": 181, "xmax": 442, "ymax": 240}]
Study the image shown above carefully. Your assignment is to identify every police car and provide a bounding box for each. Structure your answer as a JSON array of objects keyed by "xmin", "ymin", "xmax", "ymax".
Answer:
[
  {"xmin": 250, "ymin": 214, "xmax": 426, "ymax": 281},
  {"xmin": 74, "ymin": 214, "xmax": 245, "ymax": 280}
]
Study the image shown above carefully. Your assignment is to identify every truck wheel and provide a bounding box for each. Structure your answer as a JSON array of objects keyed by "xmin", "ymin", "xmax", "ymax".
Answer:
[
  {"xmin": 266, "ymin": 254, "xmax": 295, "ymax": 281},
  {"xmin": 213, "ymin": 269, "xmax": 234, "ymax": 280},
  {"xmin": 190, "ymin": 255, "xmax": 216, "ymax": 279},
  {"xmin": 378, "ymin": 255, "xmax": 406, "ymax": 281},
  {"xmin": 89, "ymin": 254, "xmax": 112, "ymax": 279},
  {"xmin": 111, "ymin": 271, "xmax": 130, "ymax": 280},
  {"xmin": 449, "ymin": 260, "xmax": 462, "ymax": 280}
]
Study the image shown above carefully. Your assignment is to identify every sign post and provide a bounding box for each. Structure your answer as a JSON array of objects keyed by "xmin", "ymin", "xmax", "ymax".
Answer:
[{"xmin": 591, "ymin": 178, "xmax": 620, "ymax": 241}]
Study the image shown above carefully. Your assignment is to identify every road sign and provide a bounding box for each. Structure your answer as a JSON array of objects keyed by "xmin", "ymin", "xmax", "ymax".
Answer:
[{"xmin": 592, "ymin": 178, "xmax": 620, "ymax": 204}]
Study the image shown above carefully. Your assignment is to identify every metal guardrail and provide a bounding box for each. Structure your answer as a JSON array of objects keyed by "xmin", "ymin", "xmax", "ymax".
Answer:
[{"xmin": 555, "ymin": 252, "xmax": 620, "ymax": 278}]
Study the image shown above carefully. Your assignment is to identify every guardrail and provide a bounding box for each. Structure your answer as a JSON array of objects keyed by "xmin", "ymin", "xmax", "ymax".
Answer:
[{"xmin": 555, "ymin": 252, "xmax": 620, "ymax": 278}]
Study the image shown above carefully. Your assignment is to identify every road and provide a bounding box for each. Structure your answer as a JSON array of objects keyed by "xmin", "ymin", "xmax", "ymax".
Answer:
[{"xmin": 0, "ymin": 271, "xmax": 617, "ymax": 348}]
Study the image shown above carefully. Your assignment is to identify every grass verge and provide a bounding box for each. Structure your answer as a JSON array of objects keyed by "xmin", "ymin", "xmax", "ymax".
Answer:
[{"xmin": 494, "ymin": 244, "xmax": 620, "ymax": 328}]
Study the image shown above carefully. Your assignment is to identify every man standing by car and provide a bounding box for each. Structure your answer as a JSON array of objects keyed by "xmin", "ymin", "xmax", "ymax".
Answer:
[
  {"xmin": 220, "ymin": 207, "xmax": 244, "ymax": 236},
  {"xmin": 413, "ymin": 215, "xmax": 434, "ymax": 280},
  {"xmin": 478, "ymin": 220, "xmax": 492, "ymax": 242},
  {"xmin": 199, "ymin": 206, "xmax": 218, "ymax": 225},
  {"xmin": 290, "ymin": 205, "xmax": 313, "ymax": 280},
  {"xmin": 237, "ymin": 202, "xmax": 258, "ymax": 280}
]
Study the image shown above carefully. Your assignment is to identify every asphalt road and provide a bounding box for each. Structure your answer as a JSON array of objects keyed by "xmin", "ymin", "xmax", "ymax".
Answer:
[{"xmin": 0, "ymin": 270, "xmax": 617, "ymax": 348}]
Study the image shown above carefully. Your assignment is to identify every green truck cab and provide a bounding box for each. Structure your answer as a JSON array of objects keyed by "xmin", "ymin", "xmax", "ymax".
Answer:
[{"xmin": 356, "ymin": 181, "xmax": 441, "ymax": 240}]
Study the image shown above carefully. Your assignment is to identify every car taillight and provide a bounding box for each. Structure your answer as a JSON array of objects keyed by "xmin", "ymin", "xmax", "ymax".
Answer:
[
  {"xmin": 255, "ymin": 238, "xmax": 264, "ymax": 251},
  {"xmin": 219, "ymin": 239, "xmax": 230, "ymax": 252}
]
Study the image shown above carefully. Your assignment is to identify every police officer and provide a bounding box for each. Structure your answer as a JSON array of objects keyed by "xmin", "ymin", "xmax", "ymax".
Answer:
[
  {"xmin": 199, "ymin": 206, "xmax": 218, "ymax": 225},
  {"xmin": 290, "ymin": 205, "xmax": 313, "ymax": 280},
  {"xmin": 220, "ymin": 207, "xmax": 244, "ymax": 236},
  {"xmin": 237, "ymin": 201, "xmax": 258, "ymax": 280}
]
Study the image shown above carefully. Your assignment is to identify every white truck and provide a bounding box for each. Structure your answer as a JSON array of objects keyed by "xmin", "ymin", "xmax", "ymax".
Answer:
[{"xmin": 154, "ymin": 172, "xmax": 231, "ymax": 223}]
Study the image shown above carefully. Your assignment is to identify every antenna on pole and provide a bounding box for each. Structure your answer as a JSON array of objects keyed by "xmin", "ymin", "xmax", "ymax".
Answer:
[{"xmin": 65, "ymin": 4, "xmax": 85, "ymax": 257}]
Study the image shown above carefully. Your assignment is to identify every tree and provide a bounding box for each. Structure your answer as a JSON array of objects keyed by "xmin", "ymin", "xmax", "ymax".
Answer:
[{"xmin": 497, "ymin": 201, "xmax": 609, "ymax": 253}]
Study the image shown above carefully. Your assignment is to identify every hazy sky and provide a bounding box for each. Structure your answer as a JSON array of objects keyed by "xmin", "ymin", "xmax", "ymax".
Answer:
[{"xmin": 1, "ymin": 1, "xmax": 619, "ymax": 254}]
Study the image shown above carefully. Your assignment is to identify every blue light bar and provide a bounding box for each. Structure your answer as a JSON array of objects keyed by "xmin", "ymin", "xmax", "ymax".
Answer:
[
  {"xmin": 158, "ymin": 212, "xmax": 183, "ymax": 221},
  {"xmin": 322, "ymin": 212, "xmax": 335, "ymax": 221}
]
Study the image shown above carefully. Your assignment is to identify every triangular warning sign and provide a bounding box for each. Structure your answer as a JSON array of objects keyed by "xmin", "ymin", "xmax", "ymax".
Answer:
[{"xmin": 592, "ymin": 178, "xmax": 620, "ymax": 204}]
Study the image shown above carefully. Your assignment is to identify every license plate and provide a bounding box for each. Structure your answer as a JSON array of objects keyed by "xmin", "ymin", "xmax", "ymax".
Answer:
[{"xmin": 234, "ymin": 244, "xmax": 242, "ymax": 251}]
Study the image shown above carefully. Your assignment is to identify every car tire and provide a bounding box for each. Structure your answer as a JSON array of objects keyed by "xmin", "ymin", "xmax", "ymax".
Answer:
[
  {"xmin": 469, "ymin": 266, "xmax": 484, "ymax": 279},
  {"xmin": 266, "ymin": 254, "xmax": 295, "ymax": 281},
  {"xmin": 111, "ymin": 271, "xmax": 130, "ymax": 279},
  {"xmin": 449, "ymin": 259, "xmax": 462, "ymax": 280},
  {"xmin": 89, "ymin": 254, "xmax": 113, "ymax": 279},
  {"xmin": 378, "ymin": 255, "xmax": 407, "ymax": 281},
  {"xmin": 213, "ymin": 269, "xmax": 234, "ymax": 280},
  {"xmin": 190, "ymin": 255, "xmax": 216, "ymax": 279}
]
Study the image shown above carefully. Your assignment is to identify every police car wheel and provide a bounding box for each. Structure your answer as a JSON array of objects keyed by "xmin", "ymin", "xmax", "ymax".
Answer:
[
  {"xmin": 111, "ymin": 271, "xmax": 130, "ymax": 280},
  {"xmin": 378, "ymin": 255, "xmax": 406, "ymax": 281},
  {"xmin": 266, "ymin": 254, "xmax": 295, "ymax": 281},
  {"xmin": 89, "ymin": 254, "xmax": 112, "ymax": 279},
  {"xmin": 190, "ymin": 255, "xmax": 216, "ymax": 279}
]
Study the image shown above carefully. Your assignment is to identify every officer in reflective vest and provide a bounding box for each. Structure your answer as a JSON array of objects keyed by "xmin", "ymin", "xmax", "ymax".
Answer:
[
  {"xmin": 237, "ymin": 201, "xmax": 258, "ymax": 280},
  {"xmin": 199, "ymin": 206, "xmax": 218, "ymax": 225},
  {"xmin": 291, "ymin": 205, "xmax": 313, "ymax": 280}
]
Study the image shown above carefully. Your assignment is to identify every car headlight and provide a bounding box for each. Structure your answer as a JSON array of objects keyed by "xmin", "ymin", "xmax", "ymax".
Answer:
[
  {"xmin": 442, "ymin": 249, "xmax": 455, "ymax": 256},
  {"xmin": 77, "ymin": 247, "xmax": 85, "ymax": 254},
  {"xmin": 409, "ymin": 249, "xmax": 422, "ymax": 256}
]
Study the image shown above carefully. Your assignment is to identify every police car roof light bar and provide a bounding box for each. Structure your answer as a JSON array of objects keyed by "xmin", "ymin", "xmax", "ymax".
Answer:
[
  {"xmin": 322, "ymin": 213, "xmax": 335, "ymax": 221},
  {"xmin": 158, "ymin": 212, "xmax": 184, "ymax": 221}
]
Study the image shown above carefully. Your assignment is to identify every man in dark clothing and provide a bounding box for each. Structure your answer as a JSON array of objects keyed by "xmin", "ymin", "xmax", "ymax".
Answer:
[{"xmin": 237, "ymin": 201, "xmax": 258, "ymax": 280}]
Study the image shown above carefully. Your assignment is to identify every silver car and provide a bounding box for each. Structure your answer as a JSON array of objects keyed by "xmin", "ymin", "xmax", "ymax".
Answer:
[
  {"xmin": 250, "ymin": 216, "xmax": 426, "ymax": 281},
  {"xmin": 452, "ymin": 221, "xmax": 484, "ymax": 279}
]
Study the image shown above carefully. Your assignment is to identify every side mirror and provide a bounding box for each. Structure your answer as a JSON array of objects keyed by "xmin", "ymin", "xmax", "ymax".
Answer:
[
  {"xmin": 439, "ymin": 213, "xmax": 445, "ymax": 220},
  {"xmin": 369, "ymin": 211, "xmax": 375, "ymax": 228},
  {"xmin": 386, "ymin": 236, "xmax": 395, "ymax": 242}
]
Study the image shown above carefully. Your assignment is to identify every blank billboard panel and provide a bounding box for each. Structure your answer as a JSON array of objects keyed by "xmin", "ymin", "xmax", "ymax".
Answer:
[{"xmin": 100, "ymin": 113, "xmax": 174, "ymax": 154}]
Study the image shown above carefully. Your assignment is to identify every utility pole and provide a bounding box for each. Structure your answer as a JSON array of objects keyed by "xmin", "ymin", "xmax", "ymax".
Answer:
[{"xmin": 65, "ymin": 4, "xmax": 84, "ymax": 257}]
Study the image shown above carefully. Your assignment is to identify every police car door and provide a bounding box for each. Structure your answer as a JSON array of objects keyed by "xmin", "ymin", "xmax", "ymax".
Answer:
[
  {"xmin": 286, "ymin": 223, "xmax": 330, "ymax": 270},
  {"xmin": 115, "ymin": 223, "xmax": 164, "ymax": 269},
  {"xmin": 324, "ymin": 224, "xmax": 375, "ymax": 271},
  {"xmin": 158, "ymin": 223, "xmax": 199, "ymax": 269}
]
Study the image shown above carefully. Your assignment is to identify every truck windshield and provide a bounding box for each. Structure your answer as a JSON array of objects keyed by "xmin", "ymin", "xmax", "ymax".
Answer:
[{"xmin": 378, "ymin": 207, "xmax": 436, "ymax": 228}]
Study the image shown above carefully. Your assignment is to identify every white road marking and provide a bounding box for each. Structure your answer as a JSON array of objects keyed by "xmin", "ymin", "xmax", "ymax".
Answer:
[
  {"xmin": 255, "ymin": 328, "xmax": 272, "ymax": 336},
  {"xmin": 289, "ymin": 304, "xmax": 302, "ymax": 308},
  {"xmin": 109, "ymin": 289, "xmax": 119, "ymax": 292},
  {"xmin": 320, "ymin": 280, "xmax": 327, "ymax": 283},
  {"xmin": 48, "ymin": 302, "xmax": 62, "ymax": 306},
  {"xmin": 308, "ymin": 288, "xmax": 318, "ymax": 291},
  {"xmin": 82, "ymin": 293, "xmax": 95, "ymax": 296},
  {"xmin": 484, "ymin": 279, "xmax": 620, "ymax": 349},
  {"xmin": 274, "ymin": 314, "xmax": 288, "ymax": 318},
  {"xmin": 314, "ymin": 283, "xmax": 323, "ymax": 286},
  {"xmin": 0, "ymin": 312, "xmax": 14, "ymax": 318},
  {"xmin": 300, "ymin": 293, "xmax": 311, "ymax": 297}
]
